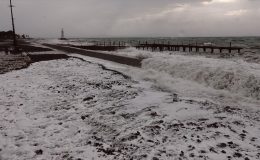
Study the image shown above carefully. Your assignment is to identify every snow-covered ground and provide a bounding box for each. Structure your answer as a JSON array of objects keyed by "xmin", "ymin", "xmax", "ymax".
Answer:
[{"xmin": 0, "ymin": 51, "xmax": 259, "ymax": 160}]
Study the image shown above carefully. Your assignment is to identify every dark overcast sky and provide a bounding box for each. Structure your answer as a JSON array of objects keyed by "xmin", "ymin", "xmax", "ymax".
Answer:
[{"xmin": 0, "ymin": 0, "xmax": 260, "ymax": 38}]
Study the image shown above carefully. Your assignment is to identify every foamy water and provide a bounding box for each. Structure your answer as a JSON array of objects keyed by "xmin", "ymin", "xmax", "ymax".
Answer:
[
  {"xmin": 40, "ymin": 38, "xmax": 260, "ymax": 102},
  {"xmin": 142, "ymin": 56, "xmax": 260, "ymax": 100}
]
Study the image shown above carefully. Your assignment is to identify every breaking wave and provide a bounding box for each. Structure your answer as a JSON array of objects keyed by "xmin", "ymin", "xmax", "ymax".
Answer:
[{"xmin": 142, "ymin": 55, "xmax": 260, "ymax": 100}]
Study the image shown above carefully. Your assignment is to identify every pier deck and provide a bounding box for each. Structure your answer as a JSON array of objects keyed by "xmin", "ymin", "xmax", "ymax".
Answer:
[{"xmin": 135, "ymin": 43, "xmax": 243, "ymax": 53}]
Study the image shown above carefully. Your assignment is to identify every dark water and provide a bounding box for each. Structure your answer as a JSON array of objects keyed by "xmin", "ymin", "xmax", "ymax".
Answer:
[
  {"xmin": 64, "ymin": 37, "xmax": 260, "ymax": 63},
  {"xmin": 69, "ymin": 37, "xmax": 260, "ymax": 49}
]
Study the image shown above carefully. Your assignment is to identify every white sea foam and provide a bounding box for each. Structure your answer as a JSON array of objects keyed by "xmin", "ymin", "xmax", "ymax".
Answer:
[
  {"xmin": 36, "ymin": 38, "xmax": 94, "ymax": 46},
  {"xmin": 142, "ymin": 55, "xmax": 260, "ymax": 100},
  {"xmin": 102, "ymin": 47, "xmax": 171, "ymax": 59},
  {"xmin": 39, "ymin": 39, "xmax": 260, "ymax": 100},
  {"xmin": 102, "ymin": 47, "xmax": 260, "ymax": 100}
]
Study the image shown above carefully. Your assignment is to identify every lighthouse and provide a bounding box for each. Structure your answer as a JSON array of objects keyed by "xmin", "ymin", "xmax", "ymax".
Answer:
[{"xmin": 59, "ymin": 28, "xmax": 67, "ymax": 40}]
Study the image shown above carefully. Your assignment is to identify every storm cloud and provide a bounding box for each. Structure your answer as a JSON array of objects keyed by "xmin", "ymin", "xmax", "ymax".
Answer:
[{"xmin": 0, "ymin": 0, "xmax": 259, "ymax": 37}]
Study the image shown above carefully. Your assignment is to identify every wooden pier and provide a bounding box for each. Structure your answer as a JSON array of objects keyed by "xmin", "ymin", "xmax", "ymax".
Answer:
[
  {"xmin": 135, "ymin": 42, "xmax": 243, "ymax": 53},
  {"xmin": 70, "ymin": 45, "xmax": 127, "ymax": 51},
  {"xmin": 64, "ymin": 40, "xmax": 243, "ymax": 54},
  {"xmin": 70, "ymin": 41, "xmax": 128, "ymax": 51}
]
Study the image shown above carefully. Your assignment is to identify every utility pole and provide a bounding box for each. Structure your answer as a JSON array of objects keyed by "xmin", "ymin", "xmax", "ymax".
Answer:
[{"xmin": 9, "ymin": 0, "xmax": 17, "ymax": 47}]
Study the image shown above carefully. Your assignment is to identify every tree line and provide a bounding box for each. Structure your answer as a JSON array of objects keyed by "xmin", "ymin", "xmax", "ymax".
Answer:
[{"xmin": 0, "ymin": 30, "xmax": 29, "ymax": 39}]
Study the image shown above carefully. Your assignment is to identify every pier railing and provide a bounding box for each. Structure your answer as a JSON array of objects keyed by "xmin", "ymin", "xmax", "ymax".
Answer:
[
  {"xmin": 135, "ymin": 42, "xmax": 243, "ymax": 53},
  {"xmin": 65, "ymin": 41, "xmax": 243, "ymax": 53},
  {"xmin": 69, "ymin": 41, "xmax": 128, "ymax": 51}
]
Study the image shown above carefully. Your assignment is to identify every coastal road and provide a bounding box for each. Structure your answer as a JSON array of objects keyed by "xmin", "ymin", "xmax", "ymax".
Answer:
[{"xmin": 42, "ymin": 44, "xmax": 142, "ymax": 67}]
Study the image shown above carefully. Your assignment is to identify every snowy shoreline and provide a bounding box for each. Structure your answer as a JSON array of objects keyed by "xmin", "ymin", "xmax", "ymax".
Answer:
[{"xmin": 0, "ymin": 50, "xmax": 259, "ymax": 160}]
